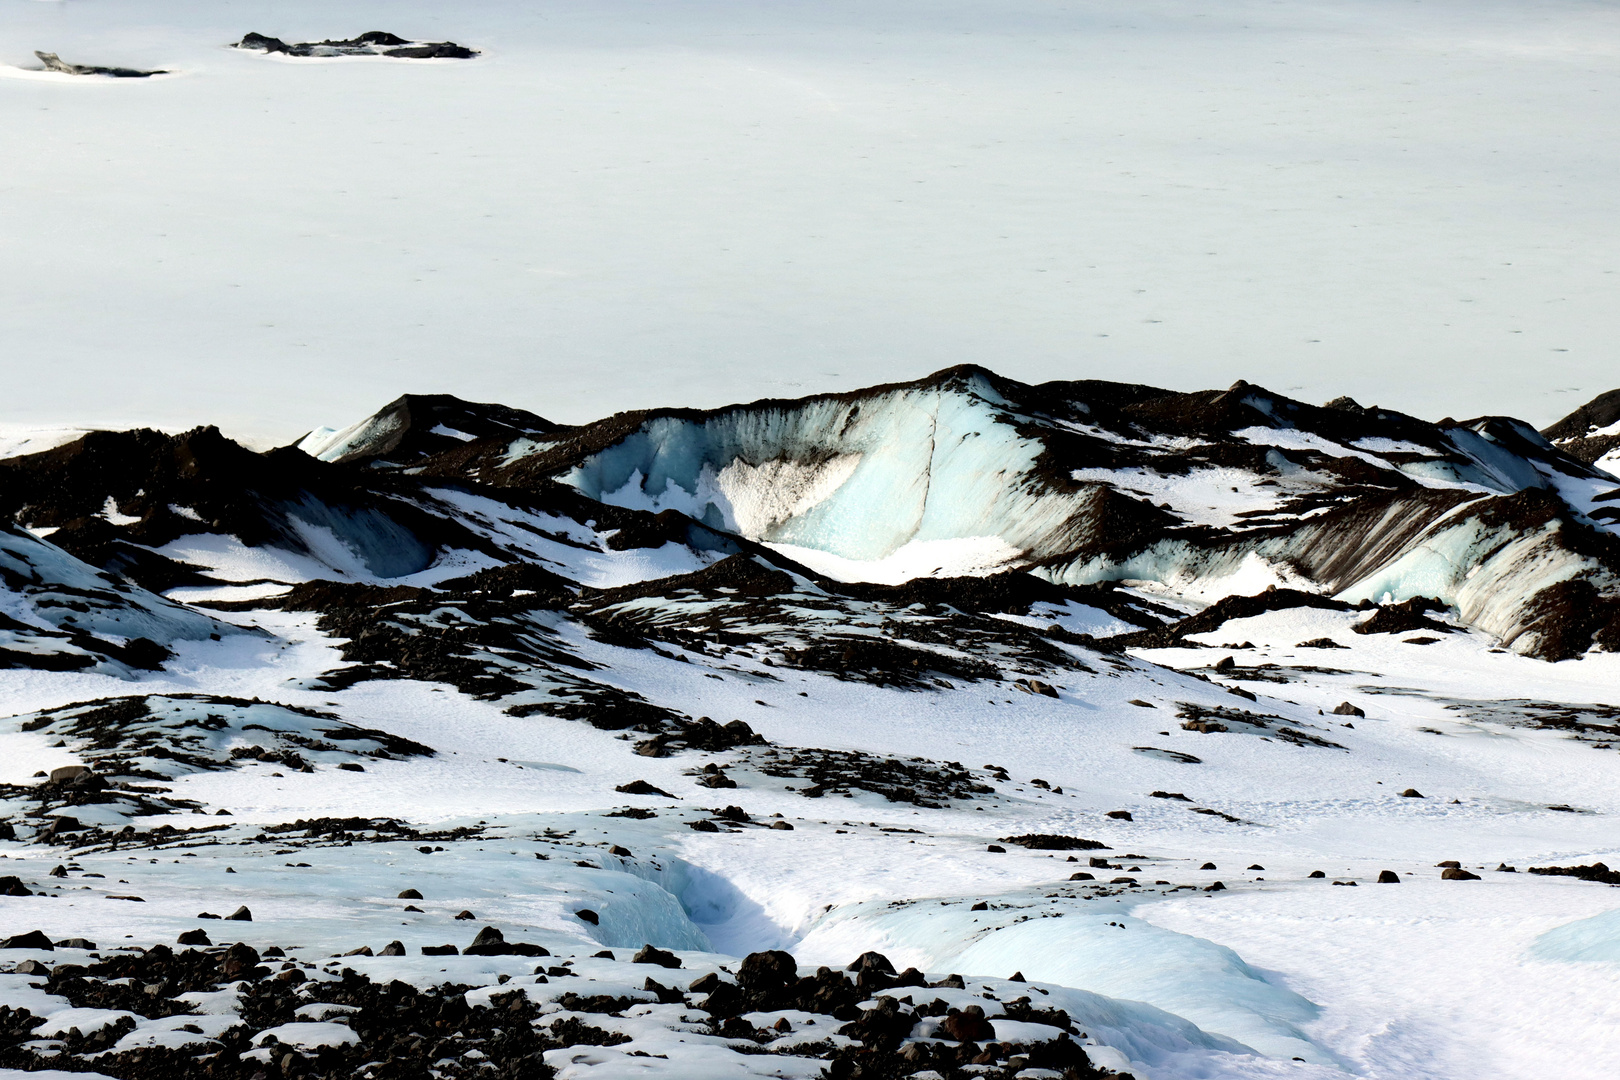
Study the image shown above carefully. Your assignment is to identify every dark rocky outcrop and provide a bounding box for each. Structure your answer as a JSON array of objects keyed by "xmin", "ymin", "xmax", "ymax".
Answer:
[{"xmin": 234, "ymin": 32, "xmax": 478, "ymax": 60}]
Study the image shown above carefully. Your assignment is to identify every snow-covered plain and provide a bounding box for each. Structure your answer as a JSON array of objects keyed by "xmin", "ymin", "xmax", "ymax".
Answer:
[
  {"xmin": 3, "ymin": 2, "xmax": 1620, "ymax": 1077},
  {"xmin": 3, "ymin": 0, "xmax": 1620, "ymax": 439}
]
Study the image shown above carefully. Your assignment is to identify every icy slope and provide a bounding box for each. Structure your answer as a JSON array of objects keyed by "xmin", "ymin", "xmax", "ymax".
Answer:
[
  {"xmin": 439, "ymin": 367, "xmax": 1620, "ymax": 659},
  {"xmin": 0, "ymin": 523, "xmax": 236, "ymax": 676}
]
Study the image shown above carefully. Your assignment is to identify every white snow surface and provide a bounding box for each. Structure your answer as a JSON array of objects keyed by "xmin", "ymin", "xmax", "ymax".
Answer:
[
  {"xmin": 1, "ymin": 594, "xmax": 1617, "ymax": 1078},
  {"xmin": 4, "ymin": 0, "xmax": 1620, "ymax": 440}
]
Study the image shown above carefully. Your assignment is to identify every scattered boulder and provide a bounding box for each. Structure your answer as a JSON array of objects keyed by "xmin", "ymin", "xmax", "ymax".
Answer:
[
  {"xmin": 464, "ymin": 926, "xmax": 549, "ymax": 957},
  {"xmin": 1200, "ymin": 862, "xmax": 1217, "ymax": 870},
  {"xmin": 1527, "ymin": 862, "xmax": 1620, "ymax": 885},
  {"xmin": 177, "ymin": 929, "xmax": 211, "ymax": 946},
  {"xmin": 398, "ymin": 889, "xmax": 423, "ymax": 900},
  {"xmin": 576, "ymin": 909, "xmax": 600, "ymax": 925},
  {"xmin": 225, "ymin": 906, "xmax": 252, "ymax": 921},
  {"xmin": 740, "ymin": 949, "xmax": 800, "ymax": 988},
  {"xmin": 941, "ymin": 1004, "xmax": 996, "ymax": 1042},
  {"xmin": 688, "ymin": 973, "xmax": 723, "ymax": 994},
  {"xmin": 220, "ymin": 942, "xmax": 261, "ymax": 978},
  {"xmin": 1204, "ymin": 881, "xmax": 1226, "ymax": 892},
  {"xmin": 44, "ymin": 816, "xmax": 84, "ymax": 839},
  {"xmin": 633, "ymin": 945, "xmax": 681, "ymax": 969},
  {"xmin": 1298, "ymin": 638, "xmax": 1349, "ymax": 649},
  {"xmin": 34, "ymin": 52, "xmax": 166, "ymax": 78},
  {"xmin": 0, "ymin": 877, "xmax": 34, "ymax": 898},
  {"xmin": 1018, "ymin": 679, "xmax": 1059, "ymax": 698},
  {"xmin": 1354, "ymin": 598, "xmax": 1453, "ymax": 637},
  {"xmin": 1441, "ymin": 867, "xmax": 1481, "ymax": 881},
  {"xmin": 1377, "ymin": 870, "xmax": 1400, "ymax": 884},
  {"xmin": 1105, "ymin": 810, "xmax": 1133, "ymax": 821},
  {"xmin": 421, "ymin": 944, "xmax": 458, "ymax": 956},
  {"xmin": 846, "ymin": 951, "xmax": 897, "ymax": 976},
  {"xmin": 1308, "ymin": 870, "xmax": 1326, "ymax": 878},
  {"xmin": 616, "ymin": 780, "xmax": 676, "ymax": 798},
  {"xmin": 999, "ymin": 834, "xmax": 1109, "ymax": 851},
  {"xmin": 379, "ymin": 940, "xmax": 406, "ymax": 956},
  {"xmin": 453, "ymin": 910, "xmax": 476, "ymax": 921},
  {"xmin": 1331, "ymin": 702, "xmax": 1365, "ymax": 717},
  {"xmin": 770, "ymin": 820, "xmax": 794, "ymax": 830},
  {"xmin": 986, "ymin": 844, "xmax": 1006, "ymax": 853},
  {"xmin": 0, "ymin": 930, "xmax": 53, "ymax": 951},
  {"xmin": 1400, "ymin": 789, "xmax": 1424, "ymax": 798}
]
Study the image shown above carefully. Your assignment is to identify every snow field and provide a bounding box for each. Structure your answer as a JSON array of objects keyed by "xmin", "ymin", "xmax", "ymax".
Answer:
[
  {"xmin": 8, "ymin": 589, "xmax": 1620, "ymax": 1075},
  {"xmin": 6, "ymin": 2, "xmax": 1620, "ymax": 436}
]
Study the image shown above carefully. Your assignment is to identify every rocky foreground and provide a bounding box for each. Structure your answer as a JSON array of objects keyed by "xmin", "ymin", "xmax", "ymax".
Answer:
[{"xmin": 0, "ymin": 933, "xmax": 1118, "ymax": 1080}]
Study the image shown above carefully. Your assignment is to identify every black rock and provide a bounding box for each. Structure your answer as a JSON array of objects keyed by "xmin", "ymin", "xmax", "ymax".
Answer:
[
  {"xmin": 220, "ymin": 942, "xmax": 260, "ymax": 978},
  {"xmin": 845, "ymin": 950, "xmax": 896, "ymax": 976},
  {"xmin": 940, "ymin": 1003, "xmax": 996, "ymax": 1042},
  {"xmin": 738, "ymin": 949, "xmax": 799, "ymax": 989},
  {"xmin": 1, "ymin": 930, "xmax": 53, "ymax": 951},
  {"xmin": 615, "ymin": 780, "xmax": 676, "ymax": 798},
  {"xmin": 632, "ymin": 945, "xmax": 681, "ymax": 969},
  {"xmin": 34, "ymin": 51, "xmax": 166, "ymax": 78}
]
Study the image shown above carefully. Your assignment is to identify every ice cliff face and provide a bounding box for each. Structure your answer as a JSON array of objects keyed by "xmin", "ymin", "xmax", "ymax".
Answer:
[
  {"xmin": 465, "ymin": 367, "xmax": 1620, "ymax": 660},
  {"xmin": 2, "ymin": 367, "xmax": 1616, "ymax": 660}
]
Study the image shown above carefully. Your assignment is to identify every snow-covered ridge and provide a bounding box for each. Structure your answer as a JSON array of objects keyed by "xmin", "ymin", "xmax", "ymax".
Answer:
[
  {"xmin": 466, "ymin": 366, "xmax": 1620, "ymax": 660},
  {"xmin": 3, "ymin": 368, "xmax": 1617, "ymax": 660}
]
